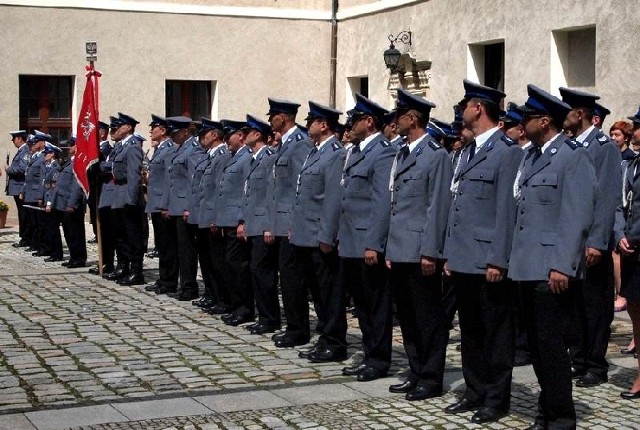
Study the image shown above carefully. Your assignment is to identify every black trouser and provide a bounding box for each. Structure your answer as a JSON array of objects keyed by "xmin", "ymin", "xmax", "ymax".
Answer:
[
  {"xmin": 295, "ymin": 245, "xmax": 345, "ymax": 348},
  {"xmin": 98, "ymin": 206, "xmax": 115, "ymax": 268},
  {"xmin": 196, "ymin": 226, "xmax": 215, "ymax": 299},
  {"xmin": 391, "ymin": 262, "xmax": 448, "ymax": 392},
  {"xmin": 122, "ymin": 204, "xmax": 145, "ymax": 272},
  {"xmin": 278, "ymin": 236, "xmax": 310, "ymax": 339},
  {"xmin": 223, "ymin": 227, "xmax": 253, "ymax": 318},
  {"xmin": 43, "ymin": 209, "xmax": 63, "ymax": 259},
  {"xmin": 209, "ymin": 229, "xmax": 230, "ymax": 308},
  {"xmin": 341, "ymin": 256, "xmax": 392, "ymax": 371},
  {"xmin": 13, "ymin": 195, "xmax": 27, "ymax": 239},
  {"xmin": 175, "ymin": 216, "xmax": 198, "ymax": 294},
  {"xmin": 153, "ymin": 213, "xmax": 178, "ymax": 290},
  {"xmin": 250, "ymin": 236, "xmax": 280, "ymax": 327},
  {"xmin": 454, "ymin": 273, "xmax": 514, "ymax": 412},
  {"xmin": 25, "ymin": 203, "xmax": 44, "ymax": 252},
  {"xmin": 513, "ymin": 281, "xmax": 531, "ymax": 363},
  {"xmin": 62, "ymin": 208, "xmax": 87, "ymax": 263},
  {"xmin": 88, "ymin": 191, "xmax": 97, "ymax": 237},
  {"xmin": 142, "ymin": 211, "xmax": 149, "ymax": 253},
  {"xmin": 111, "ymin": 208, "xmax": 129, "ymax": 267},
  {"xmin": 442, "ymin": 277, "xmax": 457, "ymax": 330},
  {"xmin": 521, "ymin": 281, "xmax": 576, "ymax": 430},
  {"xmin": 570, "ymin": 253, "xmax": 614, "ymax": 378}
]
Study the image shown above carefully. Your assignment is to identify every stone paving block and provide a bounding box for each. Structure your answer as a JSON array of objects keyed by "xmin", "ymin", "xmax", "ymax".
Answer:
[
  {"xmin": 111, "ymin": 397, "xmax": 213, "ymax": 420},
  {"xmin": 196, "ymin": 390, "xmax": 294, "ymax": 412},
  {"xmin": 271, "ymin": 383, "xmax": 366, "ymax": 405},
  {"xmin": 0, "ymin": 413, "xmax": 37, "ymax": 430},
  {"xmin": 25, "ymin": 405, "xmax": 128, "ymax": 430}
]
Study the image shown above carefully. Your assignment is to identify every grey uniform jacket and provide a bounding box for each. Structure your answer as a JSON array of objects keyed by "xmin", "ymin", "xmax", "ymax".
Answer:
[
  {"xmin": 6, "ymin": 144, "xmax": 30, "ymax": 196},
  {"xmin": 167, "ymin": 141, "xmax": 200, "ymax": 216},
  {"xmin": 509, "ymin": 136, "xmax": 596, "ymax": 281},
  {"xmin": 22, "ymin": 151, "xmax": 46, "ymax": 203},
  {"xmin": 580, "ymin": 127, "xmax": 622, "ymax": 252},
  {"xmin": 43, "ymin": 160, "xmax": 60, "ymax": 207},
  {"xmin": 615, "ymin": 158, "xmax": 640, "ymax": 247},
  {"xmin": 267, "ymin": 126, "xmax": 314, "ymax": 236},
  {"xmin": 197, "ymin": 145, "xmax": 229, "ymax": 229},
  {"xmin": 145, "ymin": 139, "xmax": 173, "ymax": 213},
  {"xmin": 337, "ymin": 133, "xmax": 396, "ymax": 258},
  {"xmin": 213, "ymin": 145, "xmax": 252, "ymax": 228},
  {"xmin": 443, "ymin": 130, "xmax": 524, "ymax": 274},
  {"xmin": 112, "ymin": 137, "xmax": 144, "ymax": 209},
  {"xmin": 386, "ymin": 136, "xmax": 453, "ymax": 263},
  {"xmin": 187, "ymin": 153, "xmax": 211, "ymax": 226},
  {"xmin": 290, "ymin": 137, "xmax": 346, "ymax": 248},
  {"xmin": 54, "ymin": 160, "xmax": 85, "ymax": 212},
  {"xmin": 241, "ymin": 146, "xmax": 275, "ymax": 237},
  {"xmin": 98, "ymin": 141, "xmax": 121, "ymax": 209}
]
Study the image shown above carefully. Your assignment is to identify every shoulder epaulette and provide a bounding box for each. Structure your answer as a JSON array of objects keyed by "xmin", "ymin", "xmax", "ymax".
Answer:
[
  {"xmin": 380, "ymin": 139, "xmax": 390, "ymax": 147},
  {"xmin": 295, "ymin": 133, "xmax": 304, "ymax": 142},
  {"xmin": 331, "ymin": 142, "xmax": 341, "ymax": 151},
  {"xmin": 428, "ymin": 140, "xmax": 441, "ymax": 151},
  {"xmin": 596, "ymin": 133, "xmax": 609, "ymax": 145},
  {"xmin": 501, "ymin": 135, "xmax": 517, "ymax": 146},
  {"xmin": 265, "ymin": 147, "xmax": 274, "ymax": 155},
  {"xmin": 565, "ymin": 139, "xmax": 580, "ymax": 150}
]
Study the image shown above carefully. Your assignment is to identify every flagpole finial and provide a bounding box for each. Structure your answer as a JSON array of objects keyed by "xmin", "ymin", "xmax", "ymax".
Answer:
[{"xmin": 85, "ymin": 41, "xmax": 97, "ymax": 62}]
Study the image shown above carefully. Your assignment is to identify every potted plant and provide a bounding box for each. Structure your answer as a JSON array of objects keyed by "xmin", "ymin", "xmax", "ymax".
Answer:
[{"xmin": 0, "ymin": 200, "xmax": 8, "ymax": 228}]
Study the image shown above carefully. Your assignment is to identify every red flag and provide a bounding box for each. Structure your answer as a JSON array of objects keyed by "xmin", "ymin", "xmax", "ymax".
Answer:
[{"xmin": 73, "ymin": 65, "xmax": 101, "ymax": 195}]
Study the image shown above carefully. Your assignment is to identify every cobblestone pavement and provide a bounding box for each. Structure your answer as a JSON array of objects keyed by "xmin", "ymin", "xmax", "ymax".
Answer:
[{"xmin": 2, "ymin": 226, "xmax": 640, "ymax": 429}]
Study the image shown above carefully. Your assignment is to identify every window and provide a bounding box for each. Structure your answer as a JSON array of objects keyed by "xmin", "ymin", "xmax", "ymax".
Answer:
[
  {"xmin": 467, "ymin": 41, "xmax": 505, "ymax": 93},
  {"xmin": 19, "ymin": 75, "xmax": 74, "ymax": 144},
  {"xmin": 346, "ymin": 75, "xmax": 369, "ymax": 109},
  {"xmin": 551, "ymin": 26, "xmax": 596, "ymax": 91},
  {"xmin": 165, "ymin": 80, "xmax": 212, "ymax": 119}
]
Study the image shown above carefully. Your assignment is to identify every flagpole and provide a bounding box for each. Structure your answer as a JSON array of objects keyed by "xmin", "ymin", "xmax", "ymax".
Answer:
[{"xmin": 86, "ymin": 42, "xmax": 104, "ymax": 276}]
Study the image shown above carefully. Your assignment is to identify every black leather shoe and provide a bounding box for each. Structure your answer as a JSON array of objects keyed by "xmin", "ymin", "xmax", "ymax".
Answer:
[
  {"xmin": 104, "ymin": 267, "xmax": 129, "ymax": 281},
  {"xmin": 61, "ymin": 261, "xmax": 71, "ymax": 267},
  {"xmin": 12, "ymin": 241, "xmax": 29, "ymax": 248},
  {"xmin": 44, "ymin": 256, "xmax": 63, "ymax": 262},
  {"xmin": 405, "ymin": 384, "xmax": 442, "ymax": 401},
  {"xmin": 298, "ymin": 344, "xmax": 319, "ymax": 359},
  {"xmin": 89, "ymin": 264, "xmax": 114, "ymax": 275},
  {"xmin": 342, "ymin": 363, "xmax": 367, "ymax": 376},
  {"xmin": 575, "ymin": 371, "xmax": 607, "ymax": 388},
  {"xmin": 225, "ymin": 314, "xmax": 255, "ymax": 327},
  {"xmin": 524, "ymin": 423, "xmax": 546, "ymax": 430},
  {"xmin": 356, "ymin": 366, "xmax": 388, "ymax": 382},
  {"xmin": 444, "ymin": 398, "xmax": 483, "ymax": 414},
  {"xmin": 570, "ymin": 366, "xmax": 586, "ymax": 379},
  {"xmin": 25, "ymin": 246, "xmax": 37, "ymax": 252},
  {"xmin": 193, "ymin": 298, "xmax": 213, "ymax": 308},
  {"xmin": 307, "ymin": 347, "xmax": 347, "ymax": 363},
  {"xmin": 274, "ymin": 334, "xmax": 310, "ymax": 348},
  {"xmin": 176, "ymin": 291, "xmax": 199, "ymax": 301},
  {"xmin": 621, "ymin": 347, "xmax": 637, "ymax": 354},
  {"xmin": 271, "ymin": 331, "xmax": 288, "ymax": 341},
  {"xmin": 389, "ymin": 379, "xmax": 417, "ymax": 394},
  {"xmin": 66, "ymin": 260, "xmax": 86, "ymax": 268},
  {"xmin": 145, "ymin": 250, "xmax": 158, "ymax": 258},
  {"xmin": 144, "ymin": 284, "xmax": 159, "ymax": 292},
  {"xmin": 249, "ymin": 323, "xmax": 281, "ymax": 335},
  {"xmin": 117, "ymin": 273, "xmax": 145, "ymax": 286},
  {"xmin": 620, "ymin": 390, "xmax": 640, "ymax": 400},
  {"xmin": 155, "ymin": 285, "xmax": 176, "ymax": 295},
  {"xmin": 471, "ymin": 407, "xmax": 507, "ymax": 424},
  {"xmin": 203, "ymin": 304, "xmax": 230, "ymax": 314},
  {"xmin": 34, "ymin": 251, "xmax": 48, "ymax": 257}
]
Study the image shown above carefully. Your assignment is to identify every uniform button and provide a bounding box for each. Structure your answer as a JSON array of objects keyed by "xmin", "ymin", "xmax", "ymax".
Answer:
[
  {"xmin": 519, "ymin": 225, "xmax": 524, "ymax": 230},
  {"xmin": 455, "ymin": 207, "xmax": 459, "ymax": 211},
  {"xmin": 520, "ymin": 210, "xmax": 524, "ymax": 214},
  {"xmin": 453, "ymin": 223, "xmax": 457, "ymax": 227},
  {"xmin": 521, "ymin": 197, "xmax": 525, "ymax": 201},
  {"xmin": 479, "ymin": 174, "xmax": 484, "ymax": 178},
  {"xmin": 392, "ymin": 211, "xmax": 396, "ymax": 216},
  {"xmin": 542, "ymin": 179, "xmax": 546, "ymax": 183}
]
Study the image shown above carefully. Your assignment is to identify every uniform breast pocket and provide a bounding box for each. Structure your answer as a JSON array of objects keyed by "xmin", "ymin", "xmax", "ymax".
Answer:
[
  {"xmin": 530, "ymin": 173, "xmax": 558, "ymax": 204},
  {"xmin": 464, "ymin": 169, "xmax": 495, "ymax": 199},
  {"xmin": 348, "ymin": 169, "xmax": 369, "ymax": 192},
  {"xmin": 302, "ymin": 170, "xmax": 320, "ymax": 188},
  {"xmin": 275, "ymin": 159, "xmax": 289, "ymax": 177},
  {"xmin": 402, "ymin": 172, "xmax": 423, "ymax": 196}
]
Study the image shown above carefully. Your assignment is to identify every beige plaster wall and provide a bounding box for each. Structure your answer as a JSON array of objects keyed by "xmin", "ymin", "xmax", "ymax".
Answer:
[
  {"xmin": 336, "ymin": 0, "xmax": 640, "ymax": 126},
  {"xmin": 126, "ymin": 0, "xmax": 332, "ymax": 10}
]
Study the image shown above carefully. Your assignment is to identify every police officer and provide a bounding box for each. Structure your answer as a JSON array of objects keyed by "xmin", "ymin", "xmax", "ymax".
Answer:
[
  {"xmin": 165, "ymin": 116, "xmax": 201, "ymax": 300},
  {"xmin": 290, "ymin": 102, "xmax": 346, "ymax": 362},
  {"xmin": 509, "ymin": 84, "xmax": 596, "ymax": 430},
  {"xmin": 338, "ymin": 94, "xmax": 396, "ymax": 382},
  {"xmin": 240, "ymin": 115, "xmax": 280, "ymax": 334},
  {"xmin": 443, "ymin": 80, "xmax": 523, "ymax": 424},
  {"xmin": 56, "ymin": 137, "xmax": 87, "ymax": 268},
  {"xmin": 264, "ymin": 98, "xmax": 315, "ymax": 348},
  {"xmin": 144, "ymin": 115, "xmax": 174, "ymax": 292},
  {"xmin": 593, "ymin": 102, "xmax": 610, "ymax": 129},
  {"xmin": 559, "ymin": 87, "xmax": 622, "ymax": 388},
  {"xmin": 215, "ymin": 120, "xmax": 254, "ymax": 326},
  {"xmin": 110, "ymin": 113, "xmax": 146, "ymax": 286},
  {"xmin": 91, "ymin": 116, "xmax": 122, "ymax": 276},
  {"xmin": 386, "ymin": 89, "xmax": 452, "ymax": 400},
  {"xmin": 87, "ymin": 121, "xmax": 113, "ymax": 243},
  {"xmin": 197, "ymin": 124, "xmax": 231, "ymax": 313},
  {"xmin": 20, "ymin": 131, "xmax": 48, "ymax": 255},
  {"xmin": 382, "ymin": 110, "xmax": 404, "ymax": 149},
  {"xmin": 42, "ymin": 142, "xmax": 63, "ymax": 261},
  {"xmin": 188, "ymin": 119, "xmax": 222, "ymax": 308},
  {"xmin": 6, "ymin": 130, "xmax": 31, "ymax": 247}
]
